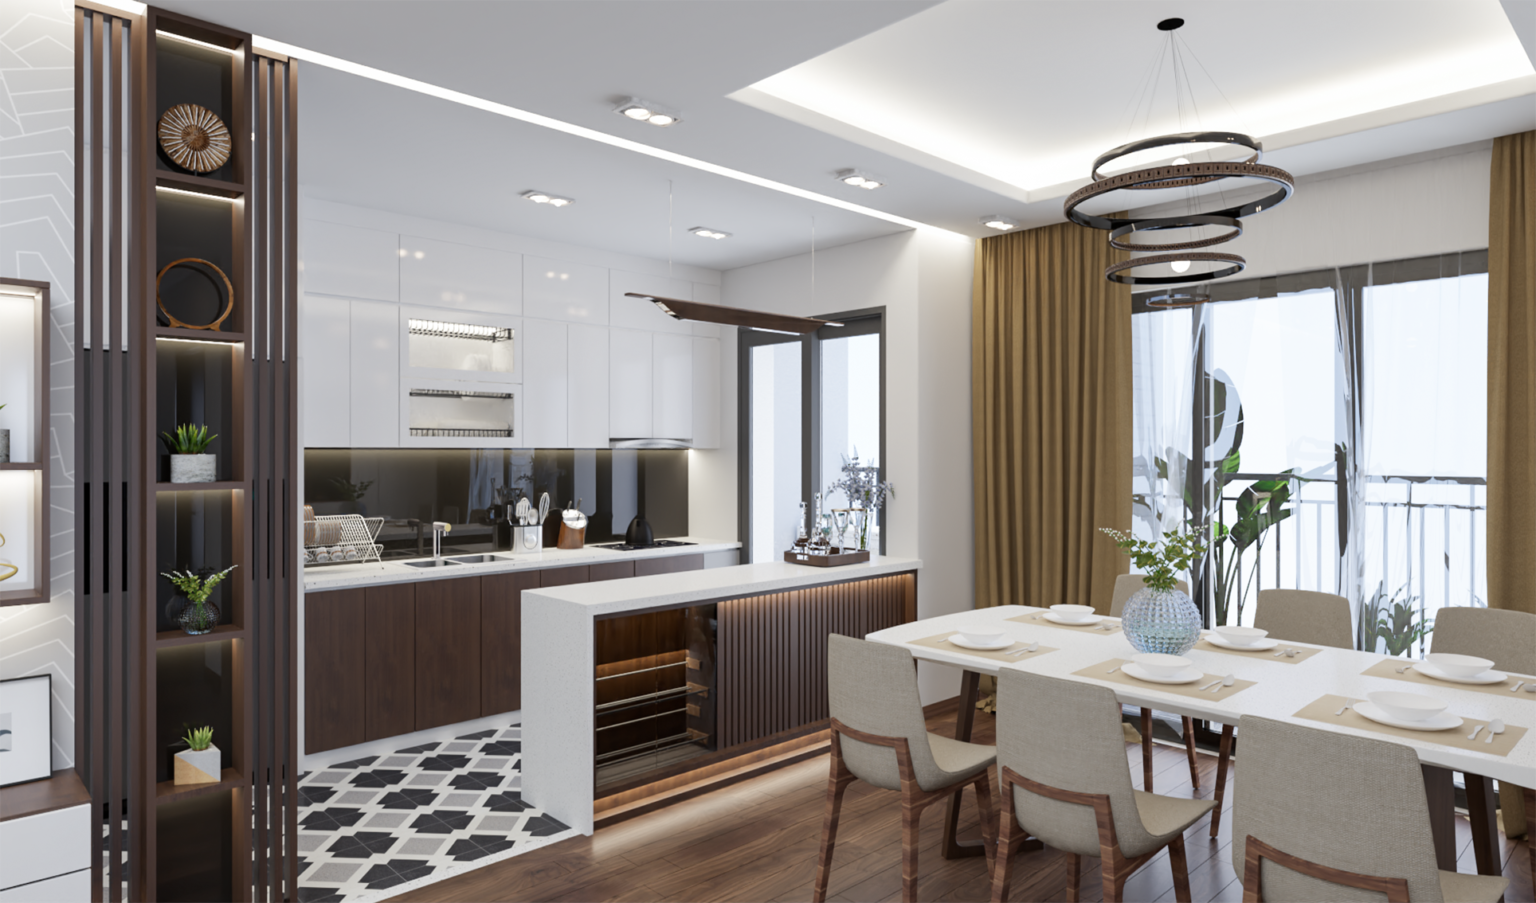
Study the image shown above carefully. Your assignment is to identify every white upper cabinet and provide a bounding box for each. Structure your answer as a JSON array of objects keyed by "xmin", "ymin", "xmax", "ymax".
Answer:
[
  {"xmin": 609, "ymin": 328, "xmax": 654, "ymax": 439},
  {"xmin": 399, "ymin": 236, "xmax": 521, "ymax": 315},
  {"xmin": 350, "ymin": 300, "xmax": 401, "ymax": 448},
  {"xmin": 653, "ymin": 333, "xmax": 693, "ymax": 442},
  {"xmin": 399, "ymin": 305, "xmax": 522, "ymax": 385},
  {"xmin": 521, "ymin": 318, "xmax": 568, "ymax": 449},
  {"xmin": 609, "ymin": 271, "xmax": 692, "ymax": 335},
  {"xmin": 688, "ymin": 282, "xmax": 723, "ymax": 337},
  {"xmin": 304, "ymin": 221, "xmax": 399, "ymax": 302},
  {"xmin": 568, "ymin": 323, "xmax": 609, "ymax": 449},
  {"xmin": 691, "ymin": 337, "xmax": 720, "ymax": 449},
  {"xmin": 523, "ymin": 256, "xmax": 609, "ymax": 324},
  {"xmin": 301, "ymin": 295, "xmax": 351, "ymax": 448}
]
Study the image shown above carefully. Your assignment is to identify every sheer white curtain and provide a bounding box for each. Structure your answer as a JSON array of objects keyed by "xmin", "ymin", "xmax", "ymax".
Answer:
[{"xmin": 1131, "ymin": 306, "xmax": 1197, "ymax": 544}]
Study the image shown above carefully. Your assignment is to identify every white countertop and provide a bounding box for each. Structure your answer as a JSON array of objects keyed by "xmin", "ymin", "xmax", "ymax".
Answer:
[
  {"xmin": 524, "ymin": 555, "xmax": 922, "ymax": 617},
  {"xmin": 301, "ymin": 536, "xmax": 741, "ymax": 592}
]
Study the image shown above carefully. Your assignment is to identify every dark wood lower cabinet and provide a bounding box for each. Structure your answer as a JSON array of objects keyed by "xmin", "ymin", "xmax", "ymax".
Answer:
[
  {"xmin": 482, "ymin": 571, "xmax": 538, "ymax": 717},
  {"xmin": 305, "ymin": 588, "xmax": 365, "ymax": 754},
  {"xmin": 416, "ymin": 577, "xmax": 483, "ymax": 731},
  {"xmin": 635, "ymin": 553, "xmax": 706, "ymax": 577},
  {"xmin": 540, "ymin": 565, "xmax": 589, "ymax": 587},
  {"xmin": 590, "ymin": 560, "xmax": 635, "ymax": 582},
  {"xmin": 364, "ymin": 583, "xmax": 416, "ymax": 742}
]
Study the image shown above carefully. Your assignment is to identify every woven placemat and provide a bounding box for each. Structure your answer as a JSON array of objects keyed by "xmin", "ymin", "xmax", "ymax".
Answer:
[
  {"xmin": 1008, "ymin": 610, "xmax": 1123, "ymax": 636},
  {"xmin": 1294, "ymin": 694, "xmax": 1528, "ymax": 756},
  {"xmin": 1071, "ymin": 658, "xmax": 1256, "ymax": 701},
  {"xmin": 909, "ymin": 632, "xmax": 1057, "ymax": 664},
  {"xmin": 1193, "ymin": 636, "xmax": 1323, "ymax": 664},
  {"xmin": 1360, "ymin": 659, "xmax": 1536, "ymax": 701}
]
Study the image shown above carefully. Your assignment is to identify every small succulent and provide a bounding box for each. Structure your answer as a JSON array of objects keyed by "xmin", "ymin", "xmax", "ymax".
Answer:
[
  {"xmin": 182, "ymin": 726, "xmax": 214, "ymax": 752},
  {"xmin": 162, "ymin": 565, "xmax": 237, "ymax": 605},
  {"xmin": 161, "ymin": 423, "xmax": 217, "ymax": 455}
]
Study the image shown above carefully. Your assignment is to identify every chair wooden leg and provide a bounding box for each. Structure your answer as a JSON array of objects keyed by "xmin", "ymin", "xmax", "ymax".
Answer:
[
  {"xmin": 1065, "ymin": 852, "xmax": 1081, "ymax": 903},
  {"xmin": 1141, "ymin": 707, "xmax": 1155, "ymax": 792},
  {"xmin": 990, "ymin": 782, "xmax": 1019, "ymax": 903},
  {"xmin": 973, "ymin": 770, "xmax": 999, "ymax": 869},
  {"xmin": 1526, "ymin": 785, "xmax": 1536, "ymax": 889},
  {"xmin": 812, "ymin": 771, "xmax": 851, "ymax": 903},
  {"xmin": 1102, "ymin": 854, "xmax": 1126, "ymax": 903},
  {"xmin": 1168, "ymin": 833, "xmax": 1193, "ymax": 903},
  {"xmin": 901, "ymin": 795, "xmax": 923, "ymax": 903},
  {"xmin": 1209, "ymin": 724, "xmax": 1234, "ymax": 839},
  {"xmin": 1182, "ymin": 717, "xmax": 1201, "ymax": 790}
]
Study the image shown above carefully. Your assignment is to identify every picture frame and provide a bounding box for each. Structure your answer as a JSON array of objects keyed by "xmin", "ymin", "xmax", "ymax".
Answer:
[{"xmin": 0, "ymin": 673, "xmax": 53, "ymax": 787}]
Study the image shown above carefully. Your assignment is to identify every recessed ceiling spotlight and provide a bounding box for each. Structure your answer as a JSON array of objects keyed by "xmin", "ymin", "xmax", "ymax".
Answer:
[
  {"xmin": 690, "ymin": 227, "xmax": 732, "ymax": 240},
  {"xmin": 982, "ymin": 216, "xmax": 1018, "ymax": 231},
  {"xmin": 615, "ymin": 97, "xmax": 682, "ymax": 127},
  {"xmin": 835, "ymin": 168, "xmax": 883, "ymax": 190},
  {"xmin": 522, "ymin": 190, "xmax": 573, "ymax": 207}
]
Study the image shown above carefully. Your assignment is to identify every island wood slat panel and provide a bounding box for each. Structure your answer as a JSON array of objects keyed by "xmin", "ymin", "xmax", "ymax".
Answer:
[{"xmin": 716, "ymin": 572, "xmax": 917, "ymax": 749}]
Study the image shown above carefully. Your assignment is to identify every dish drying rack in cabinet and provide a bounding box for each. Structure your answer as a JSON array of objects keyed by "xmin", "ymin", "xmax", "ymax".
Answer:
[{"xmin": 303, "ymin": 514, "xmax": 385, "ymax": 566}]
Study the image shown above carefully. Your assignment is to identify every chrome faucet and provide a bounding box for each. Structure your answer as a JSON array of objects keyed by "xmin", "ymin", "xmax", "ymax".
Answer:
[{"xmin": 431, "ymin": 521, "xmax": 451, "ymax": 560}]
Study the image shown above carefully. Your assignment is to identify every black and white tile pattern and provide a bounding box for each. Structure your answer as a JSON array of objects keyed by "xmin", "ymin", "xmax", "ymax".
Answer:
[{"xmin": 298, "ymin": 724, "xmax": 575, "ymax": 903}]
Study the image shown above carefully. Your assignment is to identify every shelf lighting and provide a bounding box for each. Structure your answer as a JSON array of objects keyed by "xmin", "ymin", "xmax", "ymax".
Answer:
[
  {"xmin": 408, "ymin": 318, "xmax": 512, "ymax": 343},
  {"xmin": 157, "ymin": 30, "xmax": 242, "ymax": 55},
  {"xmin": 614, "ymin": 97, "xmax": 682, "ymax": 127},
  {"xmin": 835, "ymin": 169, "xmax": 884, "ymax": 190},
  {"xmin": 522, "ymin": 190, "xmax": 573, "ymax": 207},
  {"xmin": 982, "ymin": 216, "xmax": 1018, "ymax": 231},
  {"xmin": 155, "ymin": 185, "xmax": 239, "ymax": 202},
  {"xmin": 689, "ymin": 227, "xmax": 732, "ymax": 240}
]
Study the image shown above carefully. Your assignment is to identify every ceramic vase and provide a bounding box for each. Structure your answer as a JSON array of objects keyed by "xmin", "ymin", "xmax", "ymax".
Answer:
[
  {"xmin": 170, "ymin": 453, "xmax": 215, "ymax": 483},
  {"xmin": 0, "ymin": 428, "xmax": 9, "ymax": 463},
  {"xmin": 1121, "ymin": 585, "xmax": 1201, "ymax": 655},
  {"xmin": 167, "ymin": 596, "xmax": 219, "ymax": 635},
  {"xmin": 174, "ymin": 744, "xmax": 220, "ymax": 784}
]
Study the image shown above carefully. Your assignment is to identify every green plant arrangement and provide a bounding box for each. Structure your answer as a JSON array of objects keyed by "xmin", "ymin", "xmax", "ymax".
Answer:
[
  {"xmin": 161, "ymin": 565, "xmax": 237, "ymax": 634},
  {"xmin": 1358, "ymin": 581, "xmax": 1433, "ymax": 657},
  {"xmin": 328, "ymin": 477, "xmax": 374, "ymax": 501},
  {"xmin": 182, "ymin": 725, "xmax": 214, "ymax": 752},
  {"xmin": 1098, "ymin": 527, "xmax": 1206, "ymax": 591},
  {"xmin": 160, "ymin": 423, "xmax": 217, "ymax": 454}
]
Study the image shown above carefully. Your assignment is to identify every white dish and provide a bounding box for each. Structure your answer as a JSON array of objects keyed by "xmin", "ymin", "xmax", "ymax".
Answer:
[
  {"xmin": 958, "ymin": 626, "xmax": 1008, "ymax": 646},
  {"xmin": 1412, "ymin": 662, "xmax": 1507, "ymax": 686},
  {"xmin": 1049, "ymin": 604, "xmax": 1097, "ymax": 623},
  {"xmin": 1423, "ymin": 653, "xmax": 1496, "ymax": 680},
  {"xmin": 1044, "ymin": 612, "xmax": 1103, "ymax": 626},
  {"xmin": 1367, "ymin": 690, "xmax": 1447, "ymax": 722},
  {"xmin": 1122, "ymin": 662, "xmax": 1204, "ymax": 685},
  {"xmin": 1133, "ymin": 653, "xmax": 1196, "ymax": 679},
  {"xmin": 1212, "ymin": 625, "xmax": 1269, "ymax": 647},
  {"xmin": 948, "ymin": 633, "xmax": 1015, "ymax": 651},
  {"xmin": 1352, "ymin": 701, "xmax": 1463, "ymax": 732},
  {"xmin": 1205, "ymin": 634, "xmax": 1279, "ymax": 652}
]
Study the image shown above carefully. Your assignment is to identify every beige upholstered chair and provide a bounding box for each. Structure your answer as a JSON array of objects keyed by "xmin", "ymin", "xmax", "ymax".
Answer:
[
  {"xmin": 1110, "ymin": 575, "xmax": 1200, "ymax": 794},
  {"xmin": 1253, "ymin": 588, "xmax": 1353, "ymax": 649},
  {"xmin": 1431, "ymin": 606, "xmax": 1536, "ymax": 867},
  {"xmin": 1231, "ymin": 715, "xmax": 1508, "ymax": 902},
  {"xmin": 814, "ymin": 635, "xmax": 998, "ymax": 903},
  {"xmin": 991, "ymin": 669, "xmax": 1213, "ymax": 903}
]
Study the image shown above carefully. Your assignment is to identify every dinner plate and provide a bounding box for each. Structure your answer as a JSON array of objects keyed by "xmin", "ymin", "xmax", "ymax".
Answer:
[
  {"xmin": 1122, "ymin": 662, "xmax": 1204, "ymax": 685},
  {"xmin": 1412, "ymin": 662, "xmax": 1507, "ymax": 686},
  {"xmin": 1044, "ymin": 612, "xmax": 1103, "ymax": 627},
  {"xmin": 948, "ymin": 633, "xmax": 1015, "ymax": 651},
  {"xmin": 1352, "ymin": 701, "xmax": 1463, "ymax": 732},
  {"xmin": 1204, "ymin": 634, "xmax": 1279, "ymax": 652}
]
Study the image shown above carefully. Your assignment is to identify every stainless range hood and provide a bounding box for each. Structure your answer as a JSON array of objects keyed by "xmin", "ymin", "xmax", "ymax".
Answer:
[{"xmin": 610, "ymin": 438, "xmax": 691, "ymax": 449}]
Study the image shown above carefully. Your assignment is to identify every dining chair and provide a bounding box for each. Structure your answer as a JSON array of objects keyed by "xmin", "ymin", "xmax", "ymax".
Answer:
[
  {"xmin": 1231, "ymin": 715, "xmax": 1509, "ymax": 902},
  {"xmin": 991, "ymin": 668, "xmax": 1213, "ymax": 903},
  {"xmin": 815, "ymin": 634, "xmax": 999, "ymax": 903},
  {"xmin": 1110, "ymin": 574, "xmax": 1200, "ymax": 795},
  {"xmin": 1430, "ymin": 606, "xmax": 1536, "ymax": 870}
]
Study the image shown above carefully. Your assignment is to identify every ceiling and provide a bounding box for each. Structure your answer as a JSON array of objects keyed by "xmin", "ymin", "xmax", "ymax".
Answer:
[{"xmin": 153, "ymin": 0, "xmax": 1536, "ymax": 270}]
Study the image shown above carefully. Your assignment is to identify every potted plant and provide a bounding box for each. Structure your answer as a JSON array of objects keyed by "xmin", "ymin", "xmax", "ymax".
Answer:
[
  {"xmin": 161, "ymin": 423, "xmax": 218, "ymax": 483},
  {"xmin": 161, "ymin": 565, "xmax": 237, "ymax": 635},
  {"xmin": 0, "ymin": 403, "xmax": 8, "ymax": 463},
  {"xmin": 173, "ymin": 726, "xmax": 220, "ymax": 785},
  {"xmin": 827, "ymin": 449, "xmax": 895, "ymax": 551},
  {"xmin": 1100, "ymin": 527, "xmax": 1206, "ymax": 655}
]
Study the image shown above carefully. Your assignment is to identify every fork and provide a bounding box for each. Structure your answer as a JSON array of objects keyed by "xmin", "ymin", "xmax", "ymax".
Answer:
[
  {"xmin": 1198, "ymin": 679, "xmax": 1222, "ymax": 692},
  {"xmin": 1468, "ymin": 723, "xmax": 1485, "ymax": 741},
  {"xmin": 1209, "ymin": 673, "xmax": 1235, "ymax": 692}
]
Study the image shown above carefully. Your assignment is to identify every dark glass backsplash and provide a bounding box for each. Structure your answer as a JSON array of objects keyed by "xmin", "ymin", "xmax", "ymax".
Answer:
[{"xmin": 304, "ymin": 448, "xmax": 688, "ymax": 559}]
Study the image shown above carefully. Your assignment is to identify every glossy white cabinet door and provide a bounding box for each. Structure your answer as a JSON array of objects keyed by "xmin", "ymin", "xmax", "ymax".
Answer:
[
  {"xmin": 568, "ymin": 324, "xmax": 609, "ymax": 448},
  {"xmin": 609, "ymin": 271, "xmax": 692, "ymax": 335},
  {"xmin": 304, "ymin": 221, "xmax": 399, "ymax": 302},
  {"xmin": 522, "ymin": 318, "xmax": 568, "ymax": 448},
  {"xmin": 0, "ymin": 804, "xmax": 89, "ymax": 893},
  {"xmin": 523, "ymin": 256, "xmax": 609, "ymax": 324},
  {"xmin": 0, "ymin": 868, "xmax": 90, "ymax": 901},
  {"xmin": 691, "ymin": 336, "xmax": 720, "ymax": 448},
  {"xmin": 689, "ymin": 283, "xmax": 723, "ymax": 337},
  {"xmin": 653, "ymin": 332, "xmax": 693, "ymax": 441},
  {"xmin": 301, "ymin": 295, "xmax": 351, "ymax": 447},
  {"xmin": 399, "ymin": 236, "xmax": 521, "ymax": 315},
  {"xmin": 608, "ymin": 328, "xmax": 654, "ymax": 440},
  {"xmin": 350, "ymin": 300, "xmax": 401, "ymax": 447}
]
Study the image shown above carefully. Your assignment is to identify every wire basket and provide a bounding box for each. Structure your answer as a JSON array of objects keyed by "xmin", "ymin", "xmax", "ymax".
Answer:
[{"xmin": 303, "ymin": 513, "xmax": 385, "ymax": 566}]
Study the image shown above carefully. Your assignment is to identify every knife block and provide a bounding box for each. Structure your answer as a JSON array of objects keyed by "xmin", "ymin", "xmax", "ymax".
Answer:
[{"xmin": 558, "ymin": 523, "xmax": 586, "ymax": 549}]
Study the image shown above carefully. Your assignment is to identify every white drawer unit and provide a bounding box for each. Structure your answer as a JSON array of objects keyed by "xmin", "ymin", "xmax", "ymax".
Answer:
[
  {"xmin": 0, "ymin": 869, "xmax": 91, "ymax": 902},
  {"xmin": 0, "ymin": 803, "xmax": 90, "ymax": 896},
  {"xmin": 401, "ymin": 376, "xmax": 521, "ymax": 448}
]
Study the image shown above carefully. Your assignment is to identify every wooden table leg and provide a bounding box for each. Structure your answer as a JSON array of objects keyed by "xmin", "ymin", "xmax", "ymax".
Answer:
[
  {"xmin": 1141, "ymin": 708, "xmax": 1154, "ymax": 792},
  {"xmin": 1464, "ymin": 773, "xmax": 1501, "ymax": 877},
  {"xmin": 942, "ymin": 670, "xmax": 987, "ymax": 860},
  {"xmin": 1421, "ymin": 765, "xmax": 1458, "ymax": 871}
]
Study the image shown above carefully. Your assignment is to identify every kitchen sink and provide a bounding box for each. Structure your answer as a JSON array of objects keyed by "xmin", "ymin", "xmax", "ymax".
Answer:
[
  {"xmin": 447, "ymin": 554, "xmax": 515, "ymax": 565},
  {"xmin": 402, "ymin": 559, "xmax": 463, "ymax": 569}
]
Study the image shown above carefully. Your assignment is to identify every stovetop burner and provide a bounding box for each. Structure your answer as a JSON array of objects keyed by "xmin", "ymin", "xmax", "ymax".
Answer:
[{"xmin": 592, "ymin": 539, "xmax": 697, "ymax": 552}]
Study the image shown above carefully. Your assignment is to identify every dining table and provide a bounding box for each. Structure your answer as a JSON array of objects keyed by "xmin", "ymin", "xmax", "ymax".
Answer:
[{"xmin": 866, "ymin": 605, "xmax": 1536, "ymax": 878}]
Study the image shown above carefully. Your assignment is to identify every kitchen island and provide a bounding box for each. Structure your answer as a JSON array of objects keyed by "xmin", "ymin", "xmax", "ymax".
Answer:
[{"xmin": 522, "ymin": 555, "xmax": 922, "ymax": 834}]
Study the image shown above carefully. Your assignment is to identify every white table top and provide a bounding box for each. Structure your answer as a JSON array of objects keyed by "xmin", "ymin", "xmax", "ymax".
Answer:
[{"xmin": 867, "ymin": 605, "xmax": 1536, "ymax": 787}]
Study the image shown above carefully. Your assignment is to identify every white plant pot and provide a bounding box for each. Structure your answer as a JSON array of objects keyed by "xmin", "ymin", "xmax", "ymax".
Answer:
[
  {"xmin": 174, "ymin": 744, "xmax": 221, "ymax": 784},
  {"xmin": 170, "ymin": 454, "xmax": 216, "ymax": 483},
  {"xmin": 0, "ymin": 428, "xmax": 9, "ymax": 463}
]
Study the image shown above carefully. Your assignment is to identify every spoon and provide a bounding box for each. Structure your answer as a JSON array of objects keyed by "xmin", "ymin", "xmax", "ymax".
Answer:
[
  {"xmin": 1525, "ymin": 683, "xmax": 1536, "ymax": 693},
  {"xmin": 1211, "ymin": 673, "xmax": 1235, "ymax": 692},
  {"xmin": 1285, "ymin": 648, "xmax": 1299, "ymax": 658},
  {"xmin": 1512, "ymin": 681, "xmax": 1525, "ymax": 693},
  {"xmin": 1485, "ymin": 719, "xmax": 1505, "ymax": 744}
]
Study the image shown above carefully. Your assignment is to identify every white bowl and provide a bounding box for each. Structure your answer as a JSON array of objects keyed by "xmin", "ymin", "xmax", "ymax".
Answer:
[
  {"xmin": 1424, "ymin": 653, "xmax": 1495, "ymax": 680},
  {"xmin": 1049, "ymin": 604, "xmax": 1097, "ymax": 623},
  {"xmin": 1132, "ymin": 653, "xmax": 1194, "ymax": 679},
  {"xmin": 1367, "ymin": 691, "xmax": 1448, "ymax": 723},
  {"xmin": 1213, "ymin": 626, "xmax": 1269, "ymax": 647},
  {"xmin": 958, "ymin": 626, "xmax": 1007, "ymax": 646}
]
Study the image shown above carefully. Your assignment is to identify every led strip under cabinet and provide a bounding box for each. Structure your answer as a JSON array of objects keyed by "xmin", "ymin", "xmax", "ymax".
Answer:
[{"xmin": 408, "ymin": 318, "xmax": 513, "ymax": 343}]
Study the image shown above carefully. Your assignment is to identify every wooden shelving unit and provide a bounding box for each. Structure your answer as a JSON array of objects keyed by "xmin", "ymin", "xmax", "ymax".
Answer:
[
  {"xmin": 155, "ymin": 480, "xmax": 247, "ymax": 492},
  {"xmin": 0, "ymin": 278, "xmax": 50, "ymax": 609},
  {"xmin": 155, "ymin": 768, "xmax": 245, "ymax": 803},
  {"xmin": 155, "ymin": 326, "xmax": 248, "ymax": 343},
  {"xmin": 155, "ymin": 623, "xmax": 246, "ymax": 649}
]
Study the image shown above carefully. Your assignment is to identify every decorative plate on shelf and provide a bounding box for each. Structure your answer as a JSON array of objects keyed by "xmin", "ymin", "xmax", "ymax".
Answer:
[{"xmin": 158, "ymin": 103, "xmax": 231, "ymax": 173}]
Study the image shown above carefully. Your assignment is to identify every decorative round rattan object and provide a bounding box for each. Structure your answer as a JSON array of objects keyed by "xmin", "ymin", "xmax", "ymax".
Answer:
[
  {"xmin": 158, "ymin": 103, "xmax": 232, "ymax": 173},
  {"xmin": 157, "ymin": 258, "xmax": 234, "ymax": 331}
]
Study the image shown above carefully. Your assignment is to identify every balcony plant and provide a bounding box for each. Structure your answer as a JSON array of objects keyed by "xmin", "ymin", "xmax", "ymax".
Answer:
[
  {"xmin": 1358, "ymin": 581, "xmax": 1434, "ymax": 657},
  {"xmin": 0, "ymin": 402, "xmax": 8, "ymax": 463},
  {"xmin": 173, "ymin": 726, "xmax": 220, "ymax": 785},
  {"xmin": 161, "ymin": 423, "xmax": 218, "ymax": 483},
  {"xmin": 161, "ymin": 565, "xmax": 237, "ymax": 635},
  {"xmin": 1101, "ymin": 527, "xmax": 1206, "ymax": 655}
]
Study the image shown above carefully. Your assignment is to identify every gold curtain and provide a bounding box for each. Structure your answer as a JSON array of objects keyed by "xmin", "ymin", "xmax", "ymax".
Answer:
[{"xmin": 972, "ymin": 221, "xmax": 1132, "ymax": 614}]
